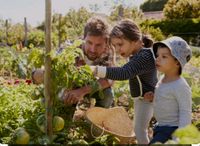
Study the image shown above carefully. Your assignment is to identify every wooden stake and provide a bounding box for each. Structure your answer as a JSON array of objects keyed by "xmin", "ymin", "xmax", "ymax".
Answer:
[
  {"xmin": 24, "ymin": 17, "xmax": 28, "ymax": 47},
  {"xmin": 5, "ymin": 19, "xmax": 8, "ymax": 45},
  {"xmin": 45, "ymin": 0, "xmax": 53, "ymax": 142},
  {"xmin": 58, "ymin": 14, "xmax": 62, "ymax": 48}
]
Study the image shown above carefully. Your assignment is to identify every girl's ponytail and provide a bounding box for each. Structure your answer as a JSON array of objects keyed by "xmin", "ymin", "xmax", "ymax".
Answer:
[{"xmin": 142, "ymin": 34, "xmax": 153, "ymax": 48}]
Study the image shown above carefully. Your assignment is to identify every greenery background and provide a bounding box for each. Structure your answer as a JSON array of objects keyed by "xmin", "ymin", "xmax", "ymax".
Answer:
[{"xmin": 0, "ymin": 0, "xmax": 200, "ymax": 144}]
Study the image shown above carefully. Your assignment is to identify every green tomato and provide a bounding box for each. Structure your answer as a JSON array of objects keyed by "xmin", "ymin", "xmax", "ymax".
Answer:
[{"xmin": 14, "ymin": 128, "xmax": 30, "ymax": 144}]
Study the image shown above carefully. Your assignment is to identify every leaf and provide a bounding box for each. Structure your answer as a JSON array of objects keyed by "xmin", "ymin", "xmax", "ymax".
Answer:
[{"xmin": 173, "ymin": 124, "xmax": 200, "ymax": 144}]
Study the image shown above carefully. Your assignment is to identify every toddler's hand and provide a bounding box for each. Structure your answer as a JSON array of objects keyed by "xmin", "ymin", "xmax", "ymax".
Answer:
[{"xmin": 144, "ymin": 91, "xmax": 154, "ymax": 102}]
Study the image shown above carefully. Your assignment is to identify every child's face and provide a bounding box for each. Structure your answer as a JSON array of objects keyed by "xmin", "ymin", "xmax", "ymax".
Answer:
[
  {"xmin": 111, "ymin": 37, "xmax": 138, "ymax": 58},
  {"xmin": 155, "ymin": 47, "xmax": 180, "ymax": 74}
]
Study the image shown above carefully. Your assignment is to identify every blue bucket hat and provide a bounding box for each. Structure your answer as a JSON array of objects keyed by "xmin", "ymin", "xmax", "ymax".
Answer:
[{"xmin": 153, "ymin": 36, "xmax": 192, "ymax": 70}]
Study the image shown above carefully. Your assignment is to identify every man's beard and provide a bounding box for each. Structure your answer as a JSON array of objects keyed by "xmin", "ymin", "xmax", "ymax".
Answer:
[{"xmin": 86, "ymin": 53, "xmax": 98, "ymax": 61}]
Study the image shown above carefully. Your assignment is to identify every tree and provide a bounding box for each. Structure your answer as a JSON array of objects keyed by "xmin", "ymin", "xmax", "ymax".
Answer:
[
  {"xmin": 27, "ymin": 29, "xmax": 58, "ymax": 48},
  {"xmin": 164, "ymin": 0, "xmax": 200, "ymax": 19},
  {"xmin": 64, "ymin": 7, "xmax": 91, "ymax": 39},
  {"xmin": 109, "ymin": 5, "xmax": 143, "ymax": 22},
  {"xmin": 7, "ymin": 23, "xmax": 25, "ymax": 46},
  {"xmin": 36, "ymin": 7, "xmax": 91, "ymax": 43},
  {"xmin": 52, "ymin": 13, "xmax": 68, "ymax": 47},
  {"xmin": 0, "ymin": 19, "xmax": 12, "ymax": 45},
  {"xmin": 140, "ymin": 0, "xmax": 168, "ymax": 12},
  {"xmin": 28, "ymin": 30, "xmax": 45, "ymax": 47},
  {"xmin": 89, "ymin": 3, "xmax": 100, "ymax": 12}
]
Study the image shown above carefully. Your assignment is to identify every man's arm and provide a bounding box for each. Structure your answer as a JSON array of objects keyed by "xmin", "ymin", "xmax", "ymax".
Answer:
[
  {"xmin": 32, "ymin": 69, "xmax": 44, "ymax": 85},
  {"xmin": 62, "ymin": 78, "xmax": 113, "ymax": 105}
]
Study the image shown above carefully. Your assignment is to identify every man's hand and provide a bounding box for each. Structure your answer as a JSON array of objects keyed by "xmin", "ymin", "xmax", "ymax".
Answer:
[
  {"xmin": 32, "ymin": 69, "xmax": 44, "ymax": 84},
  {"xmin": 143, "ymin": 91, "xmax": 154, "ymax": 102},
  {"xmin": 62, "ymin": 88, "xmax": 85, "ymax": 105},
  {"xmin": 98, "ymin": 78, "xmax": 113, "ymax": 88}
]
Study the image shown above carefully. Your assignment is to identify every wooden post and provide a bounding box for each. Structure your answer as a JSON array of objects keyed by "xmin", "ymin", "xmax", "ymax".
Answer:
[
  {"xmin": 118, "ymin": 5, "xmax": 124, "ymax": 21},
  {"xmin": 45, "ymin": 0, "xmax": 53, "ymax": 142},
  {"xmin": 5, "ymin": 19, "xmax": 8, "ymax": 45},
  {"xmin": 24, "ymin": 17, "xmax": 28, "ymax": 47},
  {"xmin": 58, "ymin": 14, "xmax": 62, "ymax": 48}
]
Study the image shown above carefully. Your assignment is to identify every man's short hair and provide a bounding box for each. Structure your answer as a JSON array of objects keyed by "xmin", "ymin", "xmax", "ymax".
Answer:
[{"xmin": 83, "ymin": 16, "xmax": 110, "ymax": 39}]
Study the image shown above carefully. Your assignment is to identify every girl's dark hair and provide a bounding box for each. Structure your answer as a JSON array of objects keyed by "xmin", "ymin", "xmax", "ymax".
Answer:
[
  {"xmin": 142, "ymin": 34, "xmax": 153, "ymax": 48},
  {"xmin": 110, "ymin": 19, "xmax": 153, "ymax": 48}
]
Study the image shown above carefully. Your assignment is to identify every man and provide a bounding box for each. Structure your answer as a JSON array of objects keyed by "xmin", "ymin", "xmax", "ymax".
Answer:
[
  {"xmin": 32, "ymin": 16, "xmax": 115, "ymax": 108},
  {"xmin": 63, "ymin": 16, "xmax": 115, "ymax": 108}
]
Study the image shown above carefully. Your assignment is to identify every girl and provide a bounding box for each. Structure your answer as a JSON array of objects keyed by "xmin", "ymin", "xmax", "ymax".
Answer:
[{"xmin": 91, "ymin": 19, "xmax": 157, "ymax": 144}]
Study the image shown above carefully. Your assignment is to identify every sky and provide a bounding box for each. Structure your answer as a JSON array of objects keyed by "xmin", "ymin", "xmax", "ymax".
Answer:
[{"xmin": 0, "ymin": 0, "xmax": 144, "ymax": 27}]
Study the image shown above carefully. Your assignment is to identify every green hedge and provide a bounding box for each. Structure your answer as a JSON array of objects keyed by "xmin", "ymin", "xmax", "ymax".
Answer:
[{"xmin": 140, "ymin": 18, "xmax": 200, "ymax": 44}]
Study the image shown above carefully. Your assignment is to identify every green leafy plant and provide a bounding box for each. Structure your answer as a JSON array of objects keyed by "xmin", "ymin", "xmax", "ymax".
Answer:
[
  {"xmin": 0, "ymin": 82, "xmax": 43, "ymax": 143},
  {"xmin": 166, "ymin": 125, "xmax": 200, "ymax": 144}
]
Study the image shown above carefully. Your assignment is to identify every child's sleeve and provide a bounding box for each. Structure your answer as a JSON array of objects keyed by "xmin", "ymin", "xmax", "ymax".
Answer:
[
  {"xmin": 102, "ymin": 51, "xmax": 155, "ymax": 80},
  {"xmin": 176, "ymin": 84, "xmax": 192, "ymax": 128}
]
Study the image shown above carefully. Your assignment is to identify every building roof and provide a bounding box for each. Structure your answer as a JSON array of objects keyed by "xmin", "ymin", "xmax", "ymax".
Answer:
[{"xmin": 143, "ymin": 11, "xmax": 164, "ymax": 19}]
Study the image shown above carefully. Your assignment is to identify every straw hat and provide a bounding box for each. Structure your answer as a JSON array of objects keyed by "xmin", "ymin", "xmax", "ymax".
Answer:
[{"xmin": 85, "ymin": 106, "xmax": 136, "ymax": 144}]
